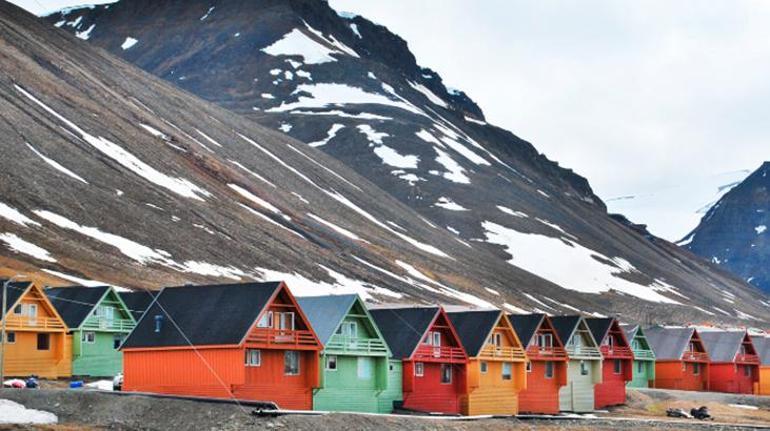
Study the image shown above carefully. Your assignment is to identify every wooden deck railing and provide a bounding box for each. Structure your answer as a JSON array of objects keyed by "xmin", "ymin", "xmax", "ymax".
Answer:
[
  {"xmin": 526, "ymin": 345, "xmax": 568, "ymax": 360},
  {"xmin": 632, "ymin": 349, "xmax": 656, "ymax": 360},
  {"xmin": 1, "ymin": 316, "xmax": 65, "ymax": 330},
  {"xmin": 564, "ymin": 345, "xmax": 602, "ymax": 358},
  {"xmin": 600, "ymin": 345, "xmax": 634, "ymax": 358},
  {"xmin": 413, "ymin": 345, "xmax": 466, "ymax": 362},
  {"xmin": 683, "ymin": 351, "xmax": 709, "ymax": 362},
  {"xmin": 325, "ymin": 336, "xmax": 388, "ymax": 355},
  {"xmin": 735, "ymin": 353, "xmax": 759, "ymax": 364},
  {"xmin": 246, "ymin": 329, "xmax": 317, "ymax": 348},
  {"xmin": 81, "ymin": 317, "xmax": 135, "ymax": 332},
  {"xmin": 477, "ymin": 345, "xmax": 527, "ymax": 361}
]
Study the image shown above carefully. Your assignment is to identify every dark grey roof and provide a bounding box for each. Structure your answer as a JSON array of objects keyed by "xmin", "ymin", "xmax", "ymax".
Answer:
[
  {"xmin": 1, "ymin": 280, "xmax": 32, "ymax": 313},
  {"xmin": 699, "ymin": 331, "xmax": 746, "ymax": 363},
  {"xmin": 447, "ymin": 310, "xmax": 501, "ymax": 357},
  {"xmin": 45, "ymin": 286, "xmax": 110, "ymax": 329},
  {"xmin": 508, "ymin": 314, "xmax": 546, "ymax": 346},
  {"xmin": 122, "ymin": 282, "xmax": 281, "ymax": 349},
  {"xmin": 297, "ymin": 294, "xmax": 358, "ymax": 345},
  {"xmin": 586, "ymin": 317, "xmax": 613, "ymax": 344},
  {"xmin": 644, "ymin": 326, "xmax": 697, "ymax": 360},
  {"xmin": 369, "ymin": 306, "xmax": 438, "ymax": 359},
  {"xmin": 621, "ymin": 324, "xmax": 639, "ymax": 341},
  {"xmin": 119, "ymin": 291, "xmax": 157, "ymax": 321},
  {"xmin": 754, "ymin": 337, "xmax": 770, "ymax": 366},
  {"xmin": 551, "ymin": 315, "xmax": 582, "ymax": 345}
]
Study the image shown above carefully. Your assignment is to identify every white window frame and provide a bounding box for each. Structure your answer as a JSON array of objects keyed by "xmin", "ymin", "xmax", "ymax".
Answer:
[
  {"xmin": 433, "ymin": 331, "xmax": 441, "ymax": 347},
  {"xmin": 502, "ymin": 362, "xmax": 512, "ymax": 380},
  {"xmin": 326, "ymin": 355, "xmax": 338, "ymax": 371},
  {"xmin": 6, "ymin": 332, "xmax": 15, "ymax": 344},
  {"xmin": 82, "ymin": 331, "xmax": 96, "ymax": 344},
  {"xmin": 414, "ymin": 362, "xmax": 424, "ymax": 377},
  {"xmin": 337, "ymin": 321, "xmax": 357, "ymax": 338},
  {"xmin": 278, "ymin": 312, "xmax": 295, "ymax": 331},
  {"xmin": 284, "ymin": 350, "xmax": 300, "ymax": 375},
  {"xmin": 245, "ymin": 349, "xmax": 261, "ymax": 367},
  {"xmin": 580, "ymin": 360, "xmax": 589, "ymax": 376},
  {"xmin": 538, "ymin": 333, "xmax": 553, "ymax": 349},
  {"xmin": 440, "ymin": 364, "xmax": 452, "ymax": 384},
  {"xmin": 637, "ymin": 360, "xmax": 643, "ymax": 374},
  {"xmin": 545, "ymin": 361, "xmax": 554, "ymax": 379},
  {"xmin": 493, "ymin": 333, "xmax": 503, "ymax": 348},
  {"xmin": 480, "ymin": 361, "xmax": 488, "ymax": 374},
  {"xmin": 257, "ymin": 311, "xmax": 273, "ymax": 328},
  {"xmin": 423, "ymin": 332, "xmax": 432, "ymax": 345}
]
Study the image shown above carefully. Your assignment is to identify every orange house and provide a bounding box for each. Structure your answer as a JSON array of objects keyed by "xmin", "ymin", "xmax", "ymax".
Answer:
[
  {"xmin": 1, "ymin": 281, "xmax": 71, "ymax": 378},
  {"xmin": 509, "ymin": 314, "xmax": 568, "ymax": 414},
  {"xmin": 755, "ymin": 336, "xmax": 770, "ymax": 395},
  {"xmin": 448, "ymin": 310, "xmax": 527, "ymax": 415},
  {"xmin": 122, "ymin": 282, "xmax": 322, "ymax": 409},
  {"xmin": 645, "ymin": 326, "xmax": 710, "ymax": 391}
]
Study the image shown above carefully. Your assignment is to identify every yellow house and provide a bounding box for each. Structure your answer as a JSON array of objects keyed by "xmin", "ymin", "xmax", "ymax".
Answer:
[{"xmin": 1, "ymin": 281, "xmax": 71, "ymax": 378}]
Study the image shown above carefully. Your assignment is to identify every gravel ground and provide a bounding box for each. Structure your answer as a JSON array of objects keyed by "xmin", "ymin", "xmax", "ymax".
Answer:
[{"xmin": 1, "ymin": 389, "xmax": 769, "ymax": 431}]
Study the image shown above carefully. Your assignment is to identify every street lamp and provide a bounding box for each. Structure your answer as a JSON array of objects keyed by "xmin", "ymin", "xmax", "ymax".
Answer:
[{"xmin": 1, "ymin": 275, "xmax": 25, "ymax": 386}]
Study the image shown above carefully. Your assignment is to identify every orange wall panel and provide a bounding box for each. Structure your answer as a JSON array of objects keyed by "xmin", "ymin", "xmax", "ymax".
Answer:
[
  {"xmin": 758, "ymin": 366, "xmax": 770, "ymax": 395},
  {"xmin": 519, "ymin": 361, "xmax": 566, "ymax": 414},
  {"xmin": 654, "ymin": 361, "xmax": 708, "ymax": 391}
]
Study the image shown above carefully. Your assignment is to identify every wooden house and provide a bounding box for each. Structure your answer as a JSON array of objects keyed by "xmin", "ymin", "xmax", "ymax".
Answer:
[
  {"xmin": 551, "ymin": 316, "xmax": 602, "ymax": 412},
  {"xmin": 369, "ymin": 306, "xmax": 468, "ymax": 414},
  {"xmin": 621, "ymin": 324, "xmax": 656, "ymax": 388},
  {"xmin": 118, "ymin": 291, "xmax": 156, "ymax": 322},
  {"xmin": 121, "ymin": 282, "xmax": 322, "ymax": 409},
  {"xmin": 508, "ymin": 314, "xmax": 568, "ymax": 414},
  {"xmin": 645, "ymin": 326, "xmax": 710, "ymax": 391},
  {"xmin": 0, "ymin": 281, "xmax": 71, "ymax": 378},
  {"xmin": 46, "ymin": 286, "xmax": 136, "ymax": 377},
  {"xmin": 447, "ymin": 310, "xmax": 526, "ymax": 416},
  {"xmin": 297, "ymin": 294, "xmax": 396, "ymax": 413},
  {"xmin": 754, "ymin": 336, "xmax": 770, "ymax": 395},
  {"xmin": 699, "ymin": 331, "xmax": 759, "ymax": 394},
  {"xmin": 586, "ymin": 318, "xmax": 633, "ymax": 409}
]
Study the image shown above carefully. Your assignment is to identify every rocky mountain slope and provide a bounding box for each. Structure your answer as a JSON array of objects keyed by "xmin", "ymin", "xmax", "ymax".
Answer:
[
  {"xmin": 681, "ymin": 163, "xmax": 770, "ymax": 295},
  {"xmin": 0, "ymin": 0, "xmax": 765, "ymax": 324}
]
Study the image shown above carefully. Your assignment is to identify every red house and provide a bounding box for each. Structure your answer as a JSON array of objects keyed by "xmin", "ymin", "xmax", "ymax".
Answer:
[
  {"xmin": 699, "ymin": 331, "xmax": 759, "ymax": 394},
  {"xmin": 369, "ymin": 306, "xmax": 468, "ymax": 414},
  {"xmin": 586, "ymin": 318, "xmax": 633, "ymax": 408},
  {"xmin": 508, "ymin": 314, "xmax": 568, "ymax": 414},
  {"xmin": 122, "ymin": 282, "xmax": 322, "ymax": 409},
  {"xmin": 645, "ymin": 326, "xmax": 710, "ymax": 391}
]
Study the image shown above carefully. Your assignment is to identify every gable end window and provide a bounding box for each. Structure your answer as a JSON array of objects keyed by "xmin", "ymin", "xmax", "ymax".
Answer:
[
  {"xmin": 245, "ymin": 349, "xmax": 261, "ymax": 367},
  {"xmin": 257, "ymin": 311, "xmax": 273, "ymax": 328}
]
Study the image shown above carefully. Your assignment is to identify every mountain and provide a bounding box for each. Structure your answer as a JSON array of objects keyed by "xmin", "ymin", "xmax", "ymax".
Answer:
[
  {"xmin": 0, "ymin": 0, "xmax": 764, "ymax": 324},
  {"xmin": 681, "ymin": 163, "xmax": 770, "ymax": 296}
]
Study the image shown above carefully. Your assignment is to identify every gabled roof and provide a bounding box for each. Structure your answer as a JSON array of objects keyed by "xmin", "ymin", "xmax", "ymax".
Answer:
[
  {"xmin": 45, "ymin": 286, "xmax": 111, "ymax": 329},
  {"xmin": 586, "ymin": 317, "xmax": 614, "ymax": 344},
  {"xmin": 447, "ymin": 310, "xmax": 502, "ymax": 357},
  {"xmin": 644, "ymin": 326, "xmax": 700, "ymax": 360},
  {"xmin": 754, "ymin": 337, "xmax": 770, "ymax": 366},
  {"xmin": 508, "ymin": 313, "xmax": 546, "ymax": 346},
  {"xmin": 369, "ymin": 306, "xmax": 439, "ymax": 359},
  {"xmin": 122, "ymin": 282, "xmax": 281, "ymax": 349},
  {"xmin": 297, "ymin": 294, "xmax": 358, "ymax": 345},
  {"xmin": 1, "ymin": 280, "xmax": 32, "ymax": 313},
  {"xmin": 621, "ymin": 324, "xmax": 640, "ymax": 340},
  {"xmin": 551, "ymin": 315, "xmax": 583, "ymax": 345},
  {"xmin": 699, "ymin": 331, "xmax": 747, "ymax": 363},
  {"xmin": 119, "ymin": 291, "xmax": 157, "ymax": 321}
]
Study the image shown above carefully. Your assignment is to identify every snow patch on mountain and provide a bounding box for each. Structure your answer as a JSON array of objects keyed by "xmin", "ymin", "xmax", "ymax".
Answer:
[
  {"xmin": 228, "ymin": 184, "xmax": 289, "ymax": 221},
  {"xmin": 0, "ymin": 233, "xmax": 56, "ymax": 262},
  {"xmin": 307, "ymin": 212, "xmax": 367, "ymax": 243},
  {"xmin": 261, "ymin": 28, "xmax": 339, "ymax": 64},
  {"xmin": 0, "ymin": 202, "xmax": 41, "ymax": 227},
  {"xmin": 434, "ymin": 197, "xmax": 467, "ymax": 211},
  {"xmin": 120, "ymin": 37, "xmax": 137, "ymax": 50},
  {"xmin": 267, "ymin": 83, "xmax": 423, "ymax": 116},
  {"xmin": 309, "ymin": 123, "xmax": 344, "ymax": 148}
]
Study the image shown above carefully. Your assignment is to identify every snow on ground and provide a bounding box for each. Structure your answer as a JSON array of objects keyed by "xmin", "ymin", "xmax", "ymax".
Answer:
[
  {"xmin": 481, "ymin": 220, "xmax": 683, "ymax": 304},
  {"xmin": 756, "ymin": 225, "xmax": 767, "ymax": 235},
  {"xmin": 85, "ymin": 380, "xmax": 114, "ymax": 391},
  {"xmin": 434, "ymin": 133, "xmax": 489, "ymax": 166},
  {"xmin": 357, "ymin": 124, "xmax": 389, "ymax": 145},
  {"xmin": 194, "ymin": 129, "xmax": 224, "ymax": 147},
  {"xmin": 391, "ymin": 171, "xmax": 424, "ymax": 185},
  {"xmin": 179, "ymin": 261, "xmax": 245, "ymax": 280},
  {"xmin": 0, "ymin": 233, "xmax": 56, "ymax": 262},
  {"xmin": 408, "ymin": 81, "xmax": 448, "ymax": 108},
  {"xmin": 238, "ymin": 133, "xmax": 323, "ymax": 191},
  {"xmin": 237, "ymin": 203, "xmax": 304, "ymax": 240},
  {"xmin": 15, "ymin": 85, "xmax": 210, "ymax": 201},
  {"xmin": 199, "ymin": 6, "xmax": 214, "ymax": 21},
  {"xmin": 0, "ymin": 202, "xmax": 41, "ymax": 227},
  {"xmin": 464, "ymin": 115, "xmax": 487, "ymax": 126},
  {"xmin": 537, "ymin": 190, "xmax": 550, "ymax": 198},
  {"xmin": 75, "ymin": 23, "xmax": 95, "ymax": 40},
  {"xmin": 0, "ymin": 399, "xmax": 57, "ymax": 424},
  {"xmin": 283, "ymin": 144, "xmax": 361, "ymax": 191},
  {"xmin": 307, "ymin": 212, "xmax": 367, "ymax": 243},
  {"xmin": 497, "ymin": 206, "xmax": 528, "ymax": 218},
  {"xmin": 121, "ymin": 37, "xmax": 138, "ymax": 50},
  {"xmin": 415, "ymin": 129, "xmax": 445, "ymax": 148},
  {"xmin": 261, "ymin": 28, "xmax": 339, "ymax": 64},
  {"xmin": 729, "ymin": 404, "xmax": 759, "ymax": 410},
  {"xmin": 433, "ymin": 147, "xmax": 470, "ymax": 184},
  {"xmin": 288, "ymin": 109, "xmax": 391, "ymax": 120},
  {"xmin": 301, "ymin": 20, "xmax": 360, "ymax": 58},
  {"xmin": 292, "ymin": 192, "xmax": 309, "ymax": 204},
  {"xmin": 255, "ymin": 265, "xmax": 401, "ymax": 301},
  {"xmin": 373, "ymin": 145, "xmax": 419, "ymax": 169},
  {"xmin": 523, "ymin": 292, "xmax": 557, "ymax": 312},
  {"xmin": 228, "ymin": 160, "xmax": 276, "ymax": 187},
  {"xmin": 228, "ymin": 184, "xmax": 290, "ymax": 221},
  {"xmin": 26, "ymin": 143, "xmax": 88, "ymax": 184},
  {"xmin": 41, "ymin": 269, "xmax": 112, "ymax": 288},
  {"xmin": 139, "ymin": 123, "xmax": 167, "ymax": 139},
  {"xmin": 261, "ymin": 93, "xmax": 275, "ymax": 99},
  {"xmin": 434, "ymin": 197, "xmax": 468, "ymax": 211},
  {"xmin": 267, "ymin": 83, "xmax": 425, "ymax": 116},
  {"xmin": 395, "ymin": 260, "xmax": 495, "ymax": 308},
  {"xmin": 350, "ymin": 23, "xmax": 362, "ymax": 38},
  {"xmin": 309, "ymin": 124, "xmax": 344, "ymax": 148},
  {"xmin": 484, "ymin": 287, "xmax": 500, "ymax": 296},
  {"xmin": 278, "ymin": 123, "xmax": 292, "ymax": 133},
  {"xmin": 503, "ymin": 302, "xmax": 529, "ymax": 314}
]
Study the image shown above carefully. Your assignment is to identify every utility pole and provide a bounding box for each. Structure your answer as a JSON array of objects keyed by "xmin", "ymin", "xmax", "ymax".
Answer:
[{"xmin": 1, "ymin": 275, "xmax": 22, "ymax": 386}]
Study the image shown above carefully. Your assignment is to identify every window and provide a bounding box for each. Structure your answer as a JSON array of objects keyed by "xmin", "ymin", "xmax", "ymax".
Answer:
[
  {"xmin": 682, "ymin": 362, "xmax": 687, "ymax": 372},
  {"xmin": 336, "ymin": 321, "xmax": 357, "ymax": 337},
  {"xmin": 326, "ymin": 355, "xmax": 337, "ymax": 370},
  {"xmin": 6, "ymin": 332, "xmax": 15, "ymax": 344},
  {"xmin": 440, "ymin": 364, "xmax": 452, "ymax": 384},
  {"xmin": 13, "ymin": 304, "xmax": 22, "ymax": 315},
  {"xmin": 278, "ymin": 312, "xmax": 295, "ymax": 331},
  {"xmin": 637, "ymin": 361, "xmax": 643, "ymax": 374},
  {"xmin": 432, "ymin": 331, "xmax": 441, "ymax": 347},
  {"xmin": 537, "ymin": 333, "xmax": 552, "ymax": 349},
  {"xmin": 82, "ymin": 331, "xmax": 96, "ymax": 344},
  {"xmin": 692, "ymin": 362, "xmax": 700, "ymax": 375},
  {"xmin": 607, "ymin": 336, "xmax": 615, "ymax": 348},
  {"xmin": 744, "ymin": 365, "xmax": 751, "ymax": 377},
  {"xmin": 113, "ymin": 334, "xmax": 123, "ymax": 350},
  {"xmin": 389, "ymin": 363, "xmax": 394, "ymax": 372},
  {"xmin": 423, "ymin": 332, "xmax": 432, "ymax": 345},
  {"xmin": 284, "ymin": 351, "xmax": 300, "ymax": 375},
  {"xmin": 739, "ymin": 345, "xmax": 747, "ymax": 356},
  {"xmin": 502, "ymin": 362, "xmax": 512, "ymax": 380},
  {"xmin": 480, "ymin": 361, "xmax": 488, "ymax": 374},
  {"xmin": 545, "ymin": 361, "xmax": 554, "ymax": 378},
  {"xmin": 414, "ymin": 362, "xmax": 424, "ymax": 376},
  {"xmin": 688, "ymin": 342, "xmax": 696, "ymax": 353},
  {"xmin": 526, "ymin": 362, "xmax": 532, "ymax": 373},
  {"xmin": 27, "ymin": 304, "xmax": 38, "ymax": 318},
  {"xmin": 632, "ymin": 340, "xmax": 639, "ymax": 350},
  {"xmin": 257, "ymin": 311, "xmax": 273, "ymax": 328},
  {"xmin": 614, "ymin": 359, "xmax": 622, "ymax": 374},
  {"xmin": 37, "ymin": 333, "xmax": 50, "ymax": 350},
  {"xmin": 245, "ymin": 349, "xmax": 261, "ymax": 367},
  {"xmin": 580, "ymin": 360, "xmax": 589, "ymax": 376},
  {"xmin": 358, "ymin": 357, "xmax": 373, "ymax": 379},
  {"xmin": 493, "ymin": 333, "xmax": 503, "ymax": 348}
]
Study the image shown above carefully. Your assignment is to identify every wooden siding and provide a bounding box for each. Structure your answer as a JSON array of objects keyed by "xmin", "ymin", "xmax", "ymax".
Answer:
[
  {"xmin": 461, "ymin": 359, "xmax": 524, "ymax": 415},
  {"xmin": 758, "ymin": 366, "xmax": 770, "ymax": 395},
  {"xmin": 559, "ymin": 359, "xmax": 600, "ymax": 412},
  {"xmin": 594, "ymin": 357, "xmax": 631, "ymax": 408},
  {"xmin": 402, "ymin": 361, "xmax": 465, "ymax": 414},
  {"xmin": 235, "ymin": 349, "xmax": 317, "ymax": 410},
  {"xmin": 72, "ymin": 330, "xmax": 124, "ymax": 376},
  {"xmin": 313, "ymin": 354, "xmax": 389, "ymax": 412},
  {"xmin": 378, "ymin": 359, "xmax": 403, "ymax": 413},
  {"xmin": 708, "ymin": 363, "xmax": 758, "ymax": 394},
  {"xmin": 628, "ymin": 359, "xmax": 654, "ymax": 388},
  {"xmin": 654, "ymin": 361, "xmax": 710, "ymax": 391}
]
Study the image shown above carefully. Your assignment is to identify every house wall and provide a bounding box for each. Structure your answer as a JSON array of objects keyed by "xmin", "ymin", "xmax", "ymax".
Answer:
[
  {"xmin": 72, "ymin": 330, "xmax": 124, "ymax": 377},
  {"xmin": 461, "ymin": 359, "xmax": 523, "ymax": 415},
  {"xmin": 402, "ymin": 360, "xmax": 464, "ymax": 414},
  {"xmin": 313, "ymin": 354, "xmax": 388, "ymax": 412},
  {"xmin": 3, "ymin": 331, "xmax": 71, "ymax": 378},
  {"xmin": 518, "ymin": 361, "xmax": 566, "ymax": 414},
  {"xmin": 709, "ymin": 363, "xmax": 758, "ymax": 394},
  {"xmin": 378, "ymin": 359, "xmax": 403, "ymax": 413},
  {"xmin": 628, "ymin": 360, "xmax": 654, "ymax": 388},
  {"xmin": 560, "ymin": 359, "xmax": 599, "ymax": 413},
  {"xmin": 594, "ymin": 358, "xmax": 631, "ymax": 408},
  {"xmin": 654, "ymin": 361, "xmax": 708, "ymax": 391},
  {"xmin": 758, "ymin": 366, "xmax": 770, "ymax": 395}
]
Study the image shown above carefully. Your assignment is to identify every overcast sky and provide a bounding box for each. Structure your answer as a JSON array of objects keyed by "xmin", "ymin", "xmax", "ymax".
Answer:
[{"xmin": 10, "ymin": 0, "xmax": 770, "ymax": 239}]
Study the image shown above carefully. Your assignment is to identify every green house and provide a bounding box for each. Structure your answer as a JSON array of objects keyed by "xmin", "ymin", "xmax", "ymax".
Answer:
[
  {"xmin": 552, "ymin": 316, "xmax": 603, "ymax": 412},
  {"xmin": 622, "ymin": 324, "xmax": 656, "ymax": 388},
  {"xmin": 297, "ymin": 294, "xmax": 399, "ymax": 413},
  {"xmin": 46, "ymin": 286, "xmax": 136, "ymax": 377}
]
